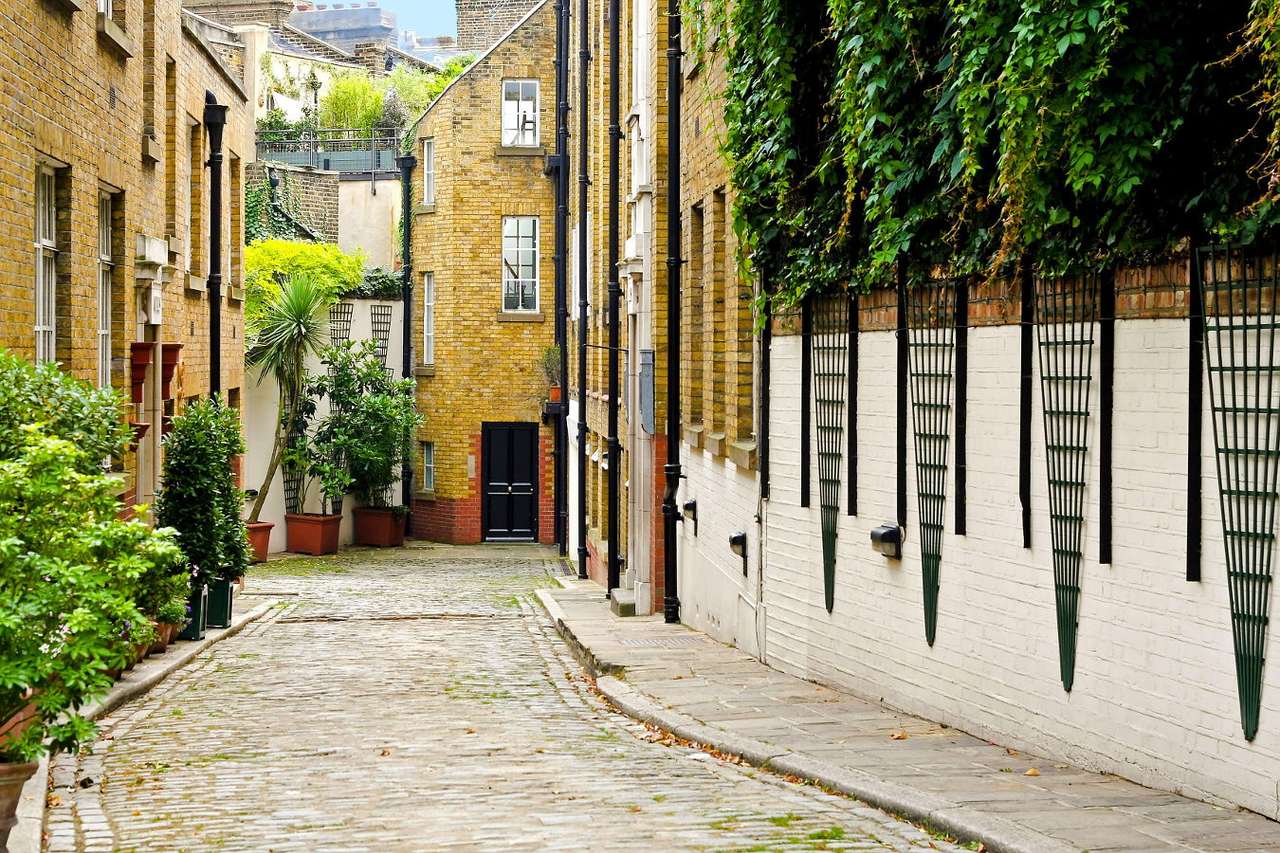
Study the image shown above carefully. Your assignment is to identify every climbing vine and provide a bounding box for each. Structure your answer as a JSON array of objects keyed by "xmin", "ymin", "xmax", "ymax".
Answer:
[
  {"xmin": 701, "ymin": 0, "xmax": 1278, "ymax": 306},
  {"xmin": 245, "ymin": 171, "xmax": 308, "ymax": 244}
]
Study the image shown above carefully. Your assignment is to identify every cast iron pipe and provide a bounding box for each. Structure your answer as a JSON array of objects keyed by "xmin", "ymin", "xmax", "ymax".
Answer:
[
  {"xmin": 576, "ymin": 0, "xmax": 590, "ymax": 580},
  {"xmin": 661, "ymin": 0, "xmax": 683, "ymax": 623},
  {"xmin": 398, "ymin": 153, "xmax": 417, "ymax": 534},
  {"xmin": 553, "ymin": 0, "xmax": 570, "ymax": 555},
  {"xmin": 203, "ymin": 92, "xmax": 227, "ymax": 397},
  {"xmin": 606, "ymin": 0, "xmax": 622, "ymax": 597}
]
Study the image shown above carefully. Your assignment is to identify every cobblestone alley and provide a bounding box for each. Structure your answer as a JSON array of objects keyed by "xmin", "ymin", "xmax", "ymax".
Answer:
[{"xmin": 43, "ymin": 545, "xmax": 960, "ymax": 852}]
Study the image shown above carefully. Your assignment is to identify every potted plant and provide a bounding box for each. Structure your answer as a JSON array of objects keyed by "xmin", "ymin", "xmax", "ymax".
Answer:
[
  {"xmin": 156, "ymin": 396, "xmax": 248, "ymax": 635},
  {"xmin": 317, "ymin": 341, "xmax": 422, "ymax": 547},
  {"xmin": 244, "ymin": 273, "xmax": 332, "ymax": 561},
  {"xmin": 282, "ymin": 416, "xmax": 351, "ymax": 555},
  {"xmin": 541, "ymin": 344, "xmax": 563, "ymax": 403},
  {"xmin": 0, "ymin": 354, "xmax": 181, "ymax": 845}
]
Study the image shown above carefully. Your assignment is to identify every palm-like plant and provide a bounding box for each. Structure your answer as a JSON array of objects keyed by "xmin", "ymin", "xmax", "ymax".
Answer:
[{"xmin": 245, "ymin": 274, "xmax": 330, "ymax": 522}]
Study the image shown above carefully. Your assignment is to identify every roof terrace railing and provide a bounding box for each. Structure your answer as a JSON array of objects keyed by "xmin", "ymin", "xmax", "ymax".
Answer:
[{"xmin": 256, "ymin": 127, "xmax": 400, "ymax": 173}]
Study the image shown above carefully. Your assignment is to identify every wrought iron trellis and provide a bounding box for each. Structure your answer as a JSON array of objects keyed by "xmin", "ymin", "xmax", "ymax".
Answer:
[
  {"xmin": 329, "ymin": 302, "xmax": 354, "ymax": 346},
  {"xmin": 1034, "ymin": 273, "xmax": 1099, "ymax": 693},
  {"xmin": 1196, "ymin": 243, "xmax": 1279, "ymax": 741},
  {"xmin": 371, "ymin": 304, "xmax": 394, "ymax": 367},
  {"xmin": 282, "ymin": 396, "xmax": 305, "ymax": 515},
  {"xmin": 813, "ymin": 295, "xmax": 850, "ymax": 613},
  {"xmin": 907, "ymin": 279, "xmax": 957, "ymax": 646}
]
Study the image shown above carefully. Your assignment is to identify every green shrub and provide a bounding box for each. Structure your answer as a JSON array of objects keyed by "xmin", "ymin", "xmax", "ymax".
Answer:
[
  {"xmin": 155, "ymin": 397, "xmax": 249, "ymax": 590},
  {"xmin": 341, "ymin": 267, "xmax": 402, "ymax": 300},
  {"xmin": 0, "ymin": 426, "xmax": 180, "ymax": 762},
  {"xmin": 244, "ymin": 240, "xmax": 365, "ymax": 329}
]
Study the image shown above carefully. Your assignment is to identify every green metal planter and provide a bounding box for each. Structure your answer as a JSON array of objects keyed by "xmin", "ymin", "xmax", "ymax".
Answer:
[
  {"xmin": 178, "ymin": 584, "xmax": 209, "ymax": 641},
  {"xmin": 206, "ymin": 578, "xmax": 234, "ymax": 629}
]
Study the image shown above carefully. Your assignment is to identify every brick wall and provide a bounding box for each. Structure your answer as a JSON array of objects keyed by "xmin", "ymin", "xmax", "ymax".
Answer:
[
  {"xmin": 247, "ymin": 161, "xmax": 340, "ymax": 242},
  {"xmin": 185, "ymin": 0, "xmax": 294, "ymax": 26},
  {"xmin": 408, "ymin": 0, "xmax": 557, "ymax": 544},
  {"xmin": 456, "ymin": 0, "xmax": 542, "ymax": 52}
]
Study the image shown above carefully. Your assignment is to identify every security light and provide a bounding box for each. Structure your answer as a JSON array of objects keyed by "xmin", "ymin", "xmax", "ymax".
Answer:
[{"xmin": 870, "ymin": 523, "xmax": 903, "ymax": 559}]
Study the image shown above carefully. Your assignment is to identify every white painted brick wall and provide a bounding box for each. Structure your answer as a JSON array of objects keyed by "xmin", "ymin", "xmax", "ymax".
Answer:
[{"xmin": 679, "ymin": 318, "xmax": 1280, "ymax": 819}]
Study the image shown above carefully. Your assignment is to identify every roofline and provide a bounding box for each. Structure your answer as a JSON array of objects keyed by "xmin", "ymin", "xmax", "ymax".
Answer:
[
  {"xmin": 402, "ymin": 0, "xmax": 551, "ymax": 143},
  {"xmin": 278, "ymin": 23, "xmax": 358, "ymax": 60}
]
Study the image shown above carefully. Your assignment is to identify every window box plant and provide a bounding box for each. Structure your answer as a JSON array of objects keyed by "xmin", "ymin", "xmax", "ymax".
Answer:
[{"xmin": 317, "ymin": 341, "xmax": 421, "ymax": 548}]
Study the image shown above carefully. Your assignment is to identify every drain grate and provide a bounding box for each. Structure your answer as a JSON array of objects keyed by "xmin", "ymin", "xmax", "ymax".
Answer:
[{"xmin": 618, "ymin": 636, "xmax": 708, "ymax": 648}]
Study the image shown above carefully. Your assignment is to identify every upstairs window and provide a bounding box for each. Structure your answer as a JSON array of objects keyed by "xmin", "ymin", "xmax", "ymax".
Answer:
[
  {"xmin": 501, "ymin": 216, "xmax": 538, "ymax": 312},
  {"xmin": 501, "ymin": 80, "xmax": 539, "ymax": 147},
  {"xmin": 422, "ymin": 271, "xmax": 435, "ymax": 364},
  {"xmin": 98, "ymin": 0, "xmax": 112, "ymax": 15},
  {"xmin": 422, "ymin": 138, "xmax": 435, "ymax": 204},
  {"xmin": 420, "ymin": 441, "xmax": 435, "ymax": 491},
  {"xmin": 97, "ymin": 192, "xmax": 114, "ymax": 388},
  {"xmin": 34, "ymin": 167, "xmax": 57, "ymax": 364}
]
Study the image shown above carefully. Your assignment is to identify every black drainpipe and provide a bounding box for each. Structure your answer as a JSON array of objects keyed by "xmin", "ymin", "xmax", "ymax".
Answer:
[
  {"xmin": 661, "ymin": 0, "xmax": 683, "ymax": 623},
  {"xmin": 203, "ymin": 92, "xmax": 227, "ymax": 397},
  {"xmin": 576, "ymin": 0, "xmax": 591, "ymax": 580},
  {"xmin": 398, "ymin": 152, "xmax": 417, "ymax": 534},
  {"xmin": 606, "ymin": 0, "xmax": 622, "ymax": 598},
  {"xmin": 553, "ymin": 0, "xmax": 570, "ymax": 556}
]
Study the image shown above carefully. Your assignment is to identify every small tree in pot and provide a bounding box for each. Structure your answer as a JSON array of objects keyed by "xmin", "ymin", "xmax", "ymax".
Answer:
[{"xmin": 316, "ymin": 341, "xmax": 422, "ymax": 547}]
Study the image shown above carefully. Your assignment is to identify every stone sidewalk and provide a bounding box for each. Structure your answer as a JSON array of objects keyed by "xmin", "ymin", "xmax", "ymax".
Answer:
[{"xmin": 540, "ymin": 578, "xmax": 1280, "ymax": 853}]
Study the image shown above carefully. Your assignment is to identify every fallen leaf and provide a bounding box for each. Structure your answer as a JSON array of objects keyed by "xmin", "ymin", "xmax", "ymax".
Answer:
[
  {"xmin": 379, "ymin": 748, "xmax": 392, "ymax": 757},
  {"xmin": 465, "ymin": 727, "xmax": 477, "ymax": 735},
  {"xmin": 890, "ymin": 731, "xmax": 908, "ymax": 740},
  {"xmin": 1005, "ymin": 747, "xmax": 1019, "ymax": 756},
  {"xmin": 46, "ymin": 795, "xmax": 61, "ymax": 808},
  {"xmin": 1024, "ymin": 768, "xmax": 1040, "ymax": 777}
]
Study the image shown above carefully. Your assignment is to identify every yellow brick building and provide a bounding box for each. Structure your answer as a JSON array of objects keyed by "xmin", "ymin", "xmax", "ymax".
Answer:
[
  {"xmin": 406, "ymin": 0, "xmax": 558, "ymax": 543},
  {"xmin": 0, "ymin": 1, "xmax": 255, "ymax": 507}
]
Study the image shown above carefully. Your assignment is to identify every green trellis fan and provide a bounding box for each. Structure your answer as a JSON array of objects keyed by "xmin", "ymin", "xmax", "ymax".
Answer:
[
  {"xmin": 906, "ymin": 280, "xmax": 957, "ymax": 646},
  {"xmin": 1034, "ymin": 274, "xmax": 1099, "ymax": 692},
  {"xmin": 1196, "ymin": 243, "xmax": 1278, "ymax": 741},
  {"xmin": 813, "ymin": 295, "xmax": 850, "ymax": 613}
]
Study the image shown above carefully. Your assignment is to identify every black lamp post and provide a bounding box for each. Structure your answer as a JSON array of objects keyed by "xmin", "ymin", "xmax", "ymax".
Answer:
[{"xmin": 204, "ymin": 92, "xmax": 228, "ymax": 398}]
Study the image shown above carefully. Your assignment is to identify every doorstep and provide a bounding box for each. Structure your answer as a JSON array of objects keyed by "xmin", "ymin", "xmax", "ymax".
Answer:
[
  {"xmin": 537, "ymin": 580, "xmax": 1280, "ymax": 853},
  {"xmin": 8, "ymin": 596, "xmax": 278, "ymax": 853}
]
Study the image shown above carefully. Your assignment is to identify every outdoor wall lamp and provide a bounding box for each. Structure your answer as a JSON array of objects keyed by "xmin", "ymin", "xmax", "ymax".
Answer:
[
  {"xmin": 870, "ymin": 523, "xmax": 903, "ymax": 559},
  {"xmin": 729, "ymin": 531, "xmax": 748, "ymax": 575},
  {"xmin": 682, "ymin": 499, "xmax": 698, "ymax": 536}
]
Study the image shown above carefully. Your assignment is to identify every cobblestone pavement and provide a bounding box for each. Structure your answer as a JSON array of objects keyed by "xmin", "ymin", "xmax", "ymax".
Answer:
[{"xmin": 45, "ymin": 545, "xmax": 962, "ymax": 852}]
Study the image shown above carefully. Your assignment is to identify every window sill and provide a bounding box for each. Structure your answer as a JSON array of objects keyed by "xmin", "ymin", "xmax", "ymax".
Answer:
[
  {"xmin": 683, "ymin": 423, "xmax": 704, "ymax": 449},
  {"xmin": 414, "ymin": 490, "xmax": 436, "ymax": 501},
  {"xmin": 413, "ymin": 364, "xmax": 436, "ymax": 378},
  {"xmin": 185, "ymin": 273, "xmax": 207, "ymax": 294},
  {"xmin": 46, "ymin": 0, "xmax": 86, "ymax": 15},
  {"xmin": 496, "ymin": 311, "xmax": 544, "ymax": 323},
  {"xmin": 728, "ymin": 439, "xmax": 758, "ymax": 471},
  {"xmin": 226, "ymin": 285, "xmax": 244, "ymax": 304},
  {"xmin": 495, "ymin": 145, "xmax": 546, "ymax": 158},
  {"xmin": 705, "ymin": 431, "xmax": 727, "ymax": 457},
  {"xmin": 415, "ymin": 203, "xmax": 436, "ymax": 215},
  {"xmin": 97, "ymin": 13, "xmax": 136, "ymax": 59},
  {"xmin": 141, "ymin": 134, "xmax": 161, "ymax": 166}
]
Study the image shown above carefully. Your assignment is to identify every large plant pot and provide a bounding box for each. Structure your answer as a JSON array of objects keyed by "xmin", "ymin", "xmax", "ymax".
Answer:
[
  {"xmin": 178, "ymin": 584, "xmax": 209, "ymax": 641},
  {"xmin": 246, "ymin": 521, "xmax": 273, "ymax": 564},
  {"xmin": 207, "ymin": 578, "xmax": 234, "ymax": 629},
  {"xmin": 0, "ymin": 760, "xmax": 40, "ymax": 847},
  {"xmin": 352, "ymin": 507, "xmax": 405, "ymax": 548},
  {"xmin": 0, "ymin": 702, "xmax": 38, "ymax": 746},
  {"xmin": 285, "ymin": 513, "xmax": 341, "ymax": 555}
]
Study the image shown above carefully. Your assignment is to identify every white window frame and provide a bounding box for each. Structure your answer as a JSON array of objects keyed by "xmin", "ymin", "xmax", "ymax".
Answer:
[
  {"xmin": 97, "ymin": 191, "xmax": 114, "ymax": 388},
  {"xmin": 422, "ymin": 138, "xmax": 435, "ymax": 204},
  {"xmin": 98, "ymin": 0, "xmax": 112, "ymax": 15},
  {"xmin": 501, "ymin": 79, "xmax": 539, "ymax": 147},
  {"xmin": 34, "ymin": 167, "xmax": 57, "ymax": 365},
  {"xmin": 501, "ymin": 216, "xmax": 539, "ymax": 313},
  {"xmin": 422, "ymin": 271, "xmax": 435, "ymax": 364},
  {"xmin": 420, "ymin": 441, "xmax": 435, "ymax": 492}
]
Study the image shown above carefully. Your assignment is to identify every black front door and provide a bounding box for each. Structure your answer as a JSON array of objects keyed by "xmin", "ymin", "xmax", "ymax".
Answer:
[{"xmin": 482, "ymin": 422, "xmax": 538, "ymax": 541}]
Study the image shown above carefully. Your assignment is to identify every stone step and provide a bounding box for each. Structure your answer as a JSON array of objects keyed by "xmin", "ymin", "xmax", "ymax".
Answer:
[{"xmin": 609, "ymin": 588, "xmax": 636, "ymax": 618}]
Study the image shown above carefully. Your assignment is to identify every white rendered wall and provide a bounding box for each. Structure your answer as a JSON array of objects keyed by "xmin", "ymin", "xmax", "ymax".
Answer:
[
  {"xmin": 680, "ymin": 319, "xmax": 1280, "ymax": 819},
  {"xmin": 243, "ymin": 298, "xmax": 405, "ymax": 553}
]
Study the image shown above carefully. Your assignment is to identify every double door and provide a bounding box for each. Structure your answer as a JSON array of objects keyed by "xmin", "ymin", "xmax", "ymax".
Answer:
[{"xmin": 482, "ymin": 422, "xmax": 538, "ymax": 541}]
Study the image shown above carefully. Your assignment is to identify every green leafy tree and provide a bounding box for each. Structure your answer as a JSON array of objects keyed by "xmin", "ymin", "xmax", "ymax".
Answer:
[
  {"xmin": 244, "ymin": 239, "xmax": 364, "ymax": 328},
  {"xmin": 318, "ymin": 71, "xmax": 384, "ymax": 131}
]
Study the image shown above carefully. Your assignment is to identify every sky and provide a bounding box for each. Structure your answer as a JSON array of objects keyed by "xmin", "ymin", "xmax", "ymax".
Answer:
[{"xmin": 382, "ymin": 0, "xmax": 456, "ymax": 38}]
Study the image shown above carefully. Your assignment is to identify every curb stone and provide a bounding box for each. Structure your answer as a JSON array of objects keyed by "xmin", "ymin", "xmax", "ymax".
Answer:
[
  {"xmin": 534, "ymin": 591, "xmax": 1078, "ymax": 853},
  {"xmin": 8, "ymin": 598, "xmax": 276, "ymax": 853}
]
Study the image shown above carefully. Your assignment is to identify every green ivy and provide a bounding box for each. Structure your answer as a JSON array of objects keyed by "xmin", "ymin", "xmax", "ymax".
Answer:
[{"xmin": 707, "ymin": 0, "xmax": 1278, "ymax": 305}]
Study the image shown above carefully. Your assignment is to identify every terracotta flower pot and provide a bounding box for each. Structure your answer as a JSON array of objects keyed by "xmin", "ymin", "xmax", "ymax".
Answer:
[
  {"xmin": 285, "ymin": 513, "xmax": 341, "ymax": 555},
  {"xmin": 0, "ymin": 760, "xmax": 40, "ymax": 847},
  {"xmin": 352, "ymin": 507, "xmax": 405, "ymax": 547},
  {"xmin": 549, "ymin": 384, "xmax": 563, "ymax": 403},
  {"xmin": 0, "ymin": 702, "xmax": 38, "ymax": 746},
  {"xmin": 148, "ymin": 619, "xmax": 169, "ymax": 655},
  {"xmin": 246, "ymin": 521, "xmax": 274, "ymax": 563}
]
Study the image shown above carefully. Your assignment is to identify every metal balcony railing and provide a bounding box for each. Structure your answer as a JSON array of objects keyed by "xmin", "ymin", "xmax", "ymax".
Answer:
[{"xmin": 255, "ymin": 127, "xmax": 399, "ymax": 173}]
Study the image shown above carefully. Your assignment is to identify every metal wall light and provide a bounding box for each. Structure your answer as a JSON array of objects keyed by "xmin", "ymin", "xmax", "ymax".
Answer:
[
  {"xmin": 870, "ymin": 523, "xmax": 903, "ymax": 559},
  {"xmin": 682, "ymin": 499, "xmax": 698, "ymax": 536},
  {"xmin": 729, "ymin": 531, "xmax": 748, "ymax": 575}
]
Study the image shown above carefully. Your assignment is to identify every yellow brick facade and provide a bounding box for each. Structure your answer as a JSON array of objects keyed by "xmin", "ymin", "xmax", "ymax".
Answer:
[
  {"xmin": 408, "ymin": 0, "xmax": 559, "ymax": 543},
  {"xmin": 0, "ymin": 1, "xmax": 254, "ymax": 506}
]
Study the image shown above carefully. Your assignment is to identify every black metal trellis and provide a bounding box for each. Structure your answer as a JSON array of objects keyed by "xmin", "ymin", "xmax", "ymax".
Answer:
[
  {"xmin": 282, "ymin": 397, "xmax": 305, "ymax": 515},
  {"xmin": 814, "ymin": 295, "xmax": 849, "ymax": 613},
  {"xmin": 801, "ymin": 297, "xmax": 813, "ymax": 508},
  {"xmin": 1035, "ymin": 273, "xmax": 1099, "ymax": 693},
  {"xmin": 1196, "ymin": 243, "xmax": 1279, "ymax": 742},
  {"xmin": 847, "ymin": 294, "xmax": 859, "ymax": 517},
  {"xmin": 370, "ymin": 304, "xmax": 394, "ymax": 366},
  {"xmin": 907, "ymin": 280, "xmax": 957, "ymax": 646},
  {"xmin": 329, "ymin": 302, "xmax": 354, "ymax": 346}
]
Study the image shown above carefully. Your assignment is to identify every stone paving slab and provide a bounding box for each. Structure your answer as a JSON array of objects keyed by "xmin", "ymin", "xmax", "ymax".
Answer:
[{"xmin": 542, "ymin": 579, "xmax": 1280, "ymax": 853}]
